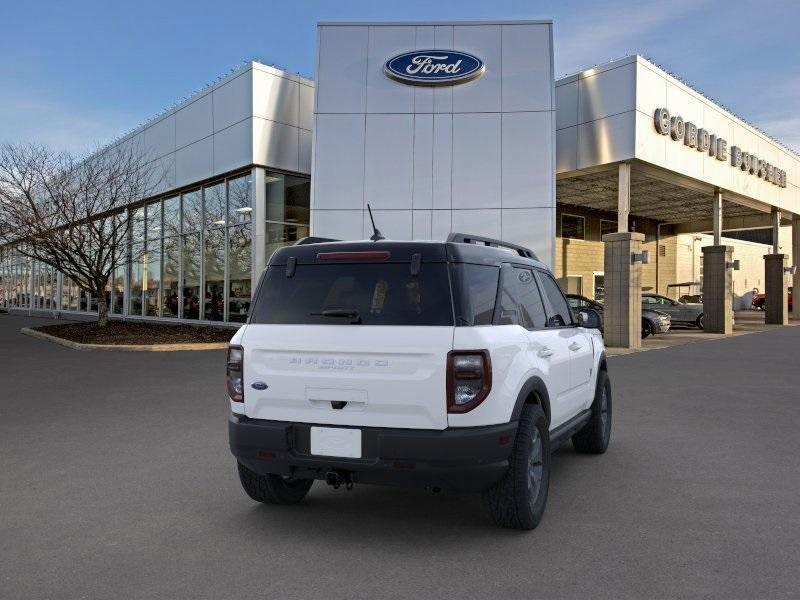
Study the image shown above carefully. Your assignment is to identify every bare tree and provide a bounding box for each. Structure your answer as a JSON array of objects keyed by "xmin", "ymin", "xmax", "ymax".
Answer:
[{"xmin": 0, "ymin": 142, "xmax": 163, "ymax": 326}]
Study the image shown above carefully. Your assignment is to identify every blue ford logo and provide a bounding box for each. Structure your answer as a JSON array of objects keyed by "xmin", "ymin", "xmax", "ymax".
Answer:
[{"xmin": 384, "ymin": 50, "xmax": 485, "ymax": 86}]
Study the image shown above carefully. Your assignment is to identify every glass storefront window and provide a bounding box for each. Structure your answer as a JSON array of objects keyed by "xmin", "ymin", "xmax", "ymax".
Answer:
[
  {"xmin": 265, "ymin": 173, "xmax": 310, "ymax": 225},
  {"xmin": 146, "ymin": 201, "xmax": 162, "ymax": 240},
  {"xmin": 112, "ymin": 265, "xmax": 124, "ymax": 315},
  {"xmin": 228, "ymin": 175, "xmax": 251, "ymax": 225},
  {"xmin": 228, "ymin": 225, "xmax": 251, "ymax": 323},
  {"xmin": 162, "ymin": 237, "xmax": 179, "ymax": 318},
  {"xmin": 182, "ymin": 233, "xmax": 201, "ymax": 319},
  {"xmin": 203, "ymin": 228, "xmax": 225, "ymax": 321},
  {"xmin": 129, "ymin": 243, "xmax": 144, "ymax": 316},
  {"xmin": 144, "ymin": 240, "xmax": 161, "ymax": 317},
  {"xmin": 131, "ymin": 208, "xmax": 145, "ymax": 244},
  {"xmin": 266, "ymin": 222, "xmax": 309, "ymax": 261},
  {"xmin": 182, "ymin": 189, "xmax": 201, "ymax": 234},
  {"xmin": 163, "ymin": 196, "xmax": 180, "ymax": 237},
  {"xmin": 204, "ymin": 182, "xmax": 226, "ymax": 229}
]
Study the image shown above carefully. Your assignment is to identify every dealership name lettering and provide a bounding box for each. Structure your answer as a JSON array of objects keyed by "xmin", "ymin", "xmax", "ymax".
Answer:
[{"xmin": 653, "ymin": 108, "xmax": 787, "ymax": 188}]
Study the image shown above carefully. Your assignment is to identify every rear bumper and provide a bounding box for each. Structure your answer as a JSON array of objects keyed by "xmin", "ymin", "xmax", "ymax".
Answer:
[{"xmin": 229, "ymin": 413, "xmax": 517, "ymax": 493}]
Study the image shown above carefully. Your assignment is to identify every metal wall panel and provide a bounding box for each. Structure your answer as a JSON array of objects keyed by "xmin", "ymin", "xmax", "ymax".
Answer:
[
  {"xmin": 299, "ymin": 129, "xmax": 312, "ymax": 174},
  {"xmin": 555, "ymin": 81, "xmax": 578, "ymax": 130},
  {"xmin": 452, "ymin": 113, "xmax": 501, "ymax": 209},
  {"xmin": 253, "ymin": 117, "xmax": 299, "ymax": 173},
  {"xmin": 431, "ymin": 113, "xmax": 452, "ymax": 210},
  {"xmin": 556, "ymin": 126, "xmax": 578, "ymax": 173},
  {"xmin": 312, "ymin": 209, "xmax": 364, "ymax": 239},
  {"xmin": 175, "ymin": 137, "xmax": 213, "ymax": 188},
  {"xmin": 362, "ymin": 209, "xmax": 412, "ymax": 239},
  {"xmin": 451, "ymin": 209, "xmax": 502, "ymax": 239},
  {"xmin": 175, "ymin": 93, "xmax": 213, "ymax": 149},
  {"xmin": 144, "ymin": 115, "xmax": 175, "ymax": 160},
  {"xmin": 214, "ymin": 118, "xmax": 253, "ymax": 174},
  {"xmin": 214, "ymin": 71, "xmax": 254, "ymax": 132},
  {"xmin": 577, "ymin": 112, "xmax": 636, "ymax": 169},
  {"xmin": 502, "ymin": 111, "xmax": 553, "ymax": 208},
  {"xmin": 313, "ymin": 113, "xmax": 365, "ymax": 209},
  {"xmin": 252, "ymin": 70, "xmax": 299, "ymax": 127},
  {"xmin": 452, "ymin": 25, "xmax": 501, "ymax": 113},
  {"xmin": 412, "ymin": 114, "xmax": 434, "ymax": 209},
  {"xmin": 501, "ymin": 24, "xmax": 552, "ymax": 113},
  {"xmin": 578, "ymin": 63, "xmax": 636, "ymax": 124},
  {"xmin": 502, "ymin": 207, "xmax": 555, "ymax": 266},
  {"xmin": 299, "ymin": 84, "xmax": 314, "ymax": 131},
  {"xmin": 366, "ymin": 26, "xmax": 415, "ymax": 114},
  {"xmin": 316, "ymin": 26, "xmax": 368, "ymax": 114},
  {"xmin": 364, "ymin": 114, "xmax": 414, "ymax": 209}
]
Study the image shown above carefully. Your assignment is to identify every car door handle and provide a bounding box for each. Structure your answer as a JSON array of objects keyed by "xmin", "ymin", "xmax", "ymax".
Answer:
[
  {"xmin": 569, "ymin": 341, "xmax": 582, "ymax": 351},
  {"xmin": 537, "ymin": 347, "xmax": 554, "ymax": 358}
]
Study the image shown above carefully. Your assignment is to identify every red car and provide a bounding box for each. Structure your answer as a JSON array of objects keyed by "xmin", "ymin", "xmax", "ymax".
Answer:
[{"xmin": 752, "ymin": 287, "xmax": 793, "ymax": 311}]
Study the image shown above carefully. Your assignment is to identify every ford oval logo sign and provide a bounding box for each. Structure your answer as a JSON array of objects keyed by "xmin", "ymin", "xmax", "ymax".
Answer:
[{"xmin": 384, "ymin": 50, "xmax": 485, "ymax": 86}]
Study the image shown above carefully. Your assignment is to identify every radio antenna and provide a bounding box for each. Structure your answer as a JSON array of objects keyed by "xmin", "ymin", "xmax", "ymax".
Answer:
[{"xmin": 367, "ymin": 204, "xmax": 385, "ymax": 241}]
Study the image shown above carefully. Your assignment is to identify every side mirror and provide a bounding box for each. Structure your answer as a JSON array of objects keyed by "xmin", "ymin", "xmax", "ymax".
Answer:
[{"xmin": 578, "ymin": 309, "xmax": 602, "ymax": 330}]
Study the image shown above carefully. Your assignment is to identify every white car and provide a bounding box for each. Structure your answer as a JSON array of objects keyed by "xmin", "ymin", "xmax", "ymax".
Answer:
[{"xmin": 227, "ymin": 233, "xmax": 611, "ymax": 530}]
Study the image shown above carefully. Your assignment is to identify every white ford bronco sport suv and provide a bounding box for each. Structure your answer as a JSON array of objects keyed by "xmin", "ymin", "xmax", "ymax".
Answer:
[{"xmin": 228, "ymin": 233, "xmax": 611, "ymax": 529}]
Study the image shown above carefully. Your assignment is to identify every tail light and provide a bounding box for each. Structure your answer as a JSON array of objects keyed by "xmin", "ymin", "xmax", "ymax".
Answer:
[
  {"xmin": 447, "ymin": 350, "xmax": 491, "ymax": 413},
  {"xmin": 226, "ymin": 345, "xmax": 244, "ymax": 402}
]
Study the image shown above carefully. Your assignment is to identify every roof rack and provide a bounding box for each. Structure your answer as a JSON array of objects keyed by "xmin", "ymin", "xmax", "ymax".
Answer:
[
  {"xmin": 294, "ymin": 236, "xmax": 340, "ymax": 245},
  {"xmin": 446, "ymin": 233, "xmax": 538, "ymax": 260}
]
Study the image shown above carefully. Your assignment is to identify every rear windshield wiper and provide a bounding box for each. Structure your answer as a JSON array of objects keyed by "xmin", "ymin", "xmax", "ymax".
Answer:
[{"xmin": 311, "ymin": 309, "xmax": 362, "ymax": 324}]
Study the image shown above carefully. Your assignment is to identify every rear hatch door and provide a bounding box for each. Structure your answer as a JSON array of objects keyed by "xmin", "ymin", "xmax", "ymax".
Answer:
[{"xmin": 242, "ymin": 246, "xmax": 454, "ymax": 430}]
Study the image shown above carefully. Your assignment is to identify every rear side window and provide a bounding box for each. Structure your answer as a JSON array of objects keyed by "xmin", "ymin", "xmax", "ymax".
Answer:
[
  {"xmin": 250, "ymin": 263, "xmax": 454, "ymax": 326},
  {"xmin": 497, "ymin": 266, "xmax": 548, "ymax": 329},
  {"xmin": 451, "ymin": 264, "xmax": 499, "ymax": 326},
  {"xmin": 537, "ymin": 271, "xmax": 574, "ymax": 327}
]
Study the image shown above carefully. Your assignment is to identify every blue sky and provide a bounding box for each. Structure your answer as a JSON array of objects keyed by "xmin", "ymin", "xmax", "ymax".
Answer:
[{"xmin": 1, "ymin": 0, "xmax": 798, "ymax": 153}]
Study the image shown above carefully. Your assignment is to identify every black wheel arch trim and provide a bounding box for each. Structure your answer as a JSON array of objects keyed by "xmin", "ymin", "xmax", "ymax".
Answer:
[{"xmin": 510, "ymin": 376, "xmax": 552, "ymax": 426}]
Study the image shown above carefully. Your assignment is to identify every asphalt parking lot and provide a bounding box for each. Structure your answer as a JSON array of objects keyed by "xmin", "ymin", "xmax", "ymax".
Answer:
[{"xmin": 2, "ymin": 313, "xmax": 800, "ymax": 599}]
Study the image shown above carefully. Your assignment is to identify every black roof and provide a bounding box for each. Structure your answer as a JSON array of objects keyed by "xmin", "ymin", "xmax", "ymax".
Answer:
[{"xmin": 269, "ymin": 237, "xmax": 548, "ymax": 270}]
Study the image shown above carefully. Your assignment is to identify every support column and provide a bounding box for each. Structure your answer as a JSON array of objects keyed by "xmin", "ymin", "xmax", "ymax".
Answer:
[
  {"xmin": 617, "ymin": 162, "xmax": 631, "ymax": 233},
  {"xmin": 712, "ymin": 189, "xmax": 723, "ymax": 246},
  {"xmin": 602, "ymin": 232, "xmax": 644, "ymax": 348},
  {"xmin": 764, "ymin": 253, "xmax": 789, "ymax": 325},
  {"xmin": 793, "ymin": 216, "xmax": 800, "ymax": 321},
  {"xmin": 251, "ymin": 167, "xmax": 268, "ymax": 281},
  {"xmin": 701, "ymin": 246, "xmax": 733, "ymax": 334}
]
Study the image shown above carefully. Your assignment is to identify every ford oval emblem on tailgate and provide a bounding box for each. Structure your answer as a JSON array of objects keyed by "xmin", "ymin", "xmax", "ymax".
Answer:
[{"xmin": 251, "ymin": 381, "xmax": 268, "ymax": 390}]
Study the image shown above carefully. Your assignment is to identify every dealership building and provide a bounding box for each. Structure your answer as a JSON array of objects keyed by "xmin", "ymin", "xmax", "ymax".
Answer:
[{"xmin": 2, "ymin": 20, "xmax": 799, "ymax": 347}]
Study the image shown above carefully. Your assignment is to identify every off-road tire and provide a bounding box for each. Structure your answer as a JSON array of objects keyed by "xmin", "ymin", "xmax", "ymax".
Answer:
[
  {"xmin": 237, "ymin": 462, "xmax": 313, "ymax": 504},
  {"xmin": 483, "ymin": 404, "xmax": 551, "ymax": 530},
  {"xmin": 572, "ymin": 370, "xmax": 612, "ymax": 454}
]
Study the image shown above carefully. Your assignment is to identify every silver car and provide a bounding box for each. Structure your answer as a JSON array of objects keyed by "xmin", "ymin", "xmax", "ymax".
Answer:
[
  {"xmin": 568, "ymin": 294, "xmax": 671, "ymax": 338},
  {"xmin": 642, "ymin": 293, "xmax": 704, "ymax": 328}
]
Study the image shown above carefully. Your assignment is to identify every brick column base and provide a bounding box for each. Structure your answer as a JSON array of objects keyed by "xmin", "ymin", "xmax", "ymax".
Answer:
[
  {"xmin": 764, "ymin": 254, "xmax": 788, "ymax": 325},
  {"xmin": 602, "ymin": 232, "xmax": 644, "ymax": 348},
  {"xmin": 701, "ymin": 246, "xmax": 733, "ymax": 334}
]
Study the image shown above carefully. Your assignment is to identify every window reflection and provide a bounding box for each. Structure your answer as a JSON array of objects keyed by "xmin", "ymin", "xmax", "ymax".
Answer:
[
  {"xmin": 204, "ymin": 182, "xmax": 227, "ymax": 228},
  {"xmin": 182, "ymin": 189, "xmax": 201, "ymax": 234},
  {"xmin": 129, "ymin": 243, "xmax": 144, "ymax": 316},
  {"xmin": 163, "ymin": 196, "xmax": 180, "ymax": 237},
  {"xmin": 182, "ymin": 233, "xmax": 200, "ymax": 319},
  {"xmin": 162, "ymin": 237, "xmax": 179, "ymax": 318},
  {"xmin": 204, "ymin": 228, "xmax": 225, "ymax": 321},
  {"xmin": 228, "ymin": 175, "xmax": 251, "ymax": 225},
  {"xmin": 228, "ymin": 225, "xmax": 251, "ymax": 322},
  {"xmin": 144, "ymin": 240, "xmax": 161, "ymax": 317}
]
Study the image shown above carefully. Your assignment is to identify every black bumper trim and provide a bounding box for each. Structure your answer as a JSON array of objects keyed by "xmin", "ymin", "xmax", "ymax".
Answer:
[{"xmin": 229, "ymin": 414, "xmax": 517, "ymax": 492}]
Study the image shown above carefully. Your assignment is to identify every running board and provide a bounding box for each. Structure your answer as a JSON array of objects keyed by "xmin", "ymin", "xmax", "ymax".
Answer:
[{"xmin": 549, "ymin": 409, "xmax": 592, "ymax": 450}]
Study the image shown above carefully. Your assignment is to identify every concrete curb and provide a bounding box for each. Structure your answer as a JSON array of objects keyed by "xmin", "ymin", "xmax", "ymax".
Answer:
[{"xmin": 20, "ymin": 327, "xmax": 228, "ymax": 352}]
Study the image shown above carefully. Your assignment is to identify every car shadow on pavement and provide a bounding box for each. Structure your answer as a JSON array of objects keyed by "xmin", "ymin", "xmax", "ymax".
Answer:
[{"xmin": 226, "ymin": 447, "xmax": 588, "ymax": 543}]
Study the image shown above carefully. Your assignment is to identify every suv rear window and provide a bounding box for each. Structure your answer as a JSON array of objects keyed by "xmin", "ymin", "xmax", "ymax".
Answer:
[{"xmin": 250, "ymin": 263, "xmax": 454, "ymax": 326}]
